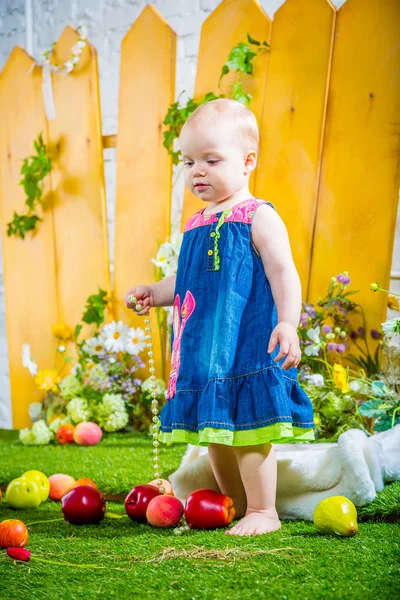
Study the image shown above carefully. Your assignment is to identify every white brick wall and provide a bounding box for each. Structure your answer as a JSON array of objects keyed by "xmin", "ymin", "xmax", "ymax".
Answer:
[{"xmin": 0, "ymin": 0, "xmax": 397, "ymax": 427}]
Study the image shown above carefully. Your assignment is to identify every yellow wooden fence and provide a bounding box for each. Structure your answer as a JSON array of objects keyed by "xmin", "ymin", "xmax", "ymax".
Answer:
[{"xmin": 0, "ymin": 0, "xmax": 399, "ymax": 428}]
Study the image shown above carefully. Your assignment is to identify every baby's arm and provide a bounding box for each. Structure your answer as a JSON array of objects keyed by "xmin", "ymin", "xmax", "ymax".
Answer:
[
  {"xmin": 151, "ymin": 274, "xmax": 176, "ymax": 307},
  {"xmin": 251, "ymin": 205, "xmax": 302, "ymax": 370}
]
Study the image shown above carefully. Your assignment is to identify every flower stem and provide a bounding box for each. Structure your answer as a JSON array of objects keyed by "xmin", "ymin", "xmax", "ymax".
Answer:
[{"xmin": 26, "ymin": 517, "xmax": 65, "ymax": 526}]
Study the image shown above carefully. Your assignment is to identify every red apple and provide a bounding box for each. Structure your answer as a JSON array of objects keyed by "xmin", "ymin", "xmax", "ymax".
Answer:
[
  {"xmin": 56, "ymin": 424, "xmax": 76, "ymax": 444},
  {"xmin": 184, "ymin": 489, "xmax": 235, "ymax": 529},
  {"xmin": 0, "ymin": 519, "xmax": 29, "ymax": 548},
  {"xmin": 61, "ymin": 485, "xmax": 106, "ymax": 525},
  {"xmin": 124, "ymin": 484, "xmax": 161, "ymax": 522},
  {"xmin": 146, "ymin": 495, "xmax": 184, "ymax": 528}
]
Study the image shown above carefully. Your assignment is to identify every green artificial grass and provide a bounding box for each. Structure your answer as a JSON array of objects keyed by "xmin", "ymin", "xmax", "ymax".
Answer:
[{"xmin": 0, "ymin": 432, "xmax": 399, "ymax": 600}]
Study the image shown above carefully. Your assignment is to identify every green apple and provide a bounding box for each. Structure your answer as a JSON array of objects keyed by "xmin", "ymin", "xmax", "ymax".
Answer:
[
  {"xmin": 21, "ymin": 470, "xmax": 50, "ymax": 502},
  {"xmin": 5, "ymin": 477, "xmax": 42, "ymax": 509}
]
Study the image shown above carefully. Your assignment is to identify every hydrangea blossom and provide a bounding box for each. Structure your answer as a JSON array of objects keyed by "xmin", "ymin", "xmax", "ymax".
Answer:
[
  {"xmin": 94, "ymin": 393, "xmax": 129, "ymax": 432},
  {"xmin": 141, "ymin": 377, "xmax": 166, "ymax": 396},
  {"xmin": 59, "ymin": 375, "xmax": 83, "ymax": 400},
  {"xmin": 67, "ymin": 397, "xmax": 92, "ymax": 423},
  {"xmin": 48, "ymin": 415, "xmax": 72, "ymax": 433},
  {"xmin": 19, "ymin": 420, "xmax": 53, "ymax": 445}
]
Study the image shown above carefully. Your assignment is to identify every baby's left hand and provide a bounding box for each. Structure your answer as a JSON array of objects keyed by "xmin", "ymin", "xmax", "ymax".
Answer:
[{"xmin": 268, "ymin": 322, "xmax": 301, "ymax": 370}]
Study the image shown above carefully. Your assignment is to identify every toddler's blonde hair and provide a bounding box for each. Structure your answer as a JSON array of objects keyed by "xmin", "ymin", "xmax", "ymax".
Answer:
[{"xmin": 182, "ymin": 98, "xmax": 259, "ymax": 154}]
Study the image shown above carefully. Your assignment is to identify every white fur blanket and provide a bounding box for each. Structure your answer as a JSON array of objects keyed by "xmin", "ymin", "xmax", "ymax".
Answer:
[{"xmin": 168, "ymin": 425, "xmax": 400, "ymax": 521}]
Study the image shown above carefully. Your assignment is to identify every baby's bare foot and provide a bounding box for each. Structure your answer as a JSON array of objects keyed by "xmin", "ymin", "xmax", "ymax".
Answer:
[{"xmin": 225, "ymin": 508, "xmax": 281, "ymax": 536}]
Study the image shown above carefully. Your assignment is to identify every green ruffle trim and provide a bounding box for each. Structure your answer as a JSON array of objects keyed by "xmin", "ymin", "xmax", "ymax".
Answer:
[
  {"xmin": 213, "ymin": 208, "xmax": 232, "ymax": 270},
  {"xmin": 158, "ymin": 422, "xmax": 315, "ymax": 447}
]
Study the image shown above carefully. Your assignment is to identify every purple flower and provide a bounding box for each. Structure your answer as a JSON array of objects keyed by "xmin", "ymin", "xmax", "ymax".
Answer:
[
  {"xmin": 336, "ymin": 344, "xmax": 346, "ymax": 353},
  {"xmin": 327, "ymin": 343, "xmax": 337, "ymax": 351},
  {"xmin": 300, "ymin": 313, "xmax": 309, "ymax": 326},
  {"xmin": 358, "ymin": 327, "xmax": 365, "ymax": 338},
  {"xmin": 303, "ymin": 303, "xmax": 316, "ymax": 318},
  {"xmin": 336, "ymin": 274, "xmax": 351, "ymax": 285},
  {"xmin": 350, "ymin": 331, "xmax": 358, "ymax": 340},
  {"xmin": 322, "ymin": 325, "xmax": 332, "ymax": 334},
  {"xmin": 370, "ymin": 329, "xmax": 381, "ymax": 340}
]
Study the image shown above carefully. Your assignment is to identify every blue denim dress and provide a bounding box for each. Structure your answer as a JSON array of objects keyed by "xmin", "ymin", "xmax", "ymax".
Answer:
[{"xmin": 158, "ymin": 196, "xmax": 315, "ymax": 447}]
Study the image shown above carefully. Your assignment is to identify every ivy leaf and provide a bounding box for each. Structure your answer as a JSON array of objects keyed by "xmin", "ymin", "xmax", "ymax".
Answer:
[
  {"xmin": 247, "ymin": 33, "xmax": 260, "ymax": 45},
  {"xmin": 74, "ymin": 324, "xmax": 83, "ymax": 340},
  {"xmin": 6, "ymin": 212, "xmax": 42, "ymax": 239},
  {"xmin": 225, "ymin": 43, "xmax": 257, "ymax": 75},
  {"xmin": 231, "ymin": 81, "xmax": 252, "ymax": 105},
  {"xmin": 7, "ymin": 133, "xmax": 52, "ymax": 239},
  {"xmin": 81, "ymin": 287, "xmax": 109, "ymax": 327}
]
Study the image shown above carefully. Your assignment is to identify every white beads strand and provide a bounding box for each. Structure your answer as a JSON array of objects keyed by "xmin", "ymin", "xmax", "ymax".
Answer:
[
  {"xmin": 128, "ymin": 294, "xmax": 165, "ymax": 493},
  {"xmin": 128, "ymin": 293, "xmax": 190, "ymax": 534}
]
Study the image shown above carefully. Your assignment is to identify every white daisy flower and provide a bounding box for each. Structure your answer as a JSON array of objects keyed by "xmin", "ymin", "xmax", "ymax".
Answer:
[
  {"xmin": 125, "ymin": 327, "xmax": 147, "ymax": 355},
  {"xmin": 381, "ymin": 318, "xmax": 400, "ymax": 337},
  {"xmin": 151, "ymin": 242, "xmax": 174, "ymax": 269},
  {"xmin": 101, "ymin": 320, "xmax": 129, "ymax": 353},
  {"xmin": 84, "ymin": 336, "xmax": 106, "ymax": 356},
  {"xmin": 22, "ymin": 343, "xmax": 38, "ymax": 375}
]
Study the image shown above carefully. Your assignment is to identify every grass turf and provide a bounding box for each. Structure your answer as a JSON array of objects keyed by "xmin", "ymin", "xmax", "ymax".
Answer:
[{"xmin": 0, "ymin": 432, "xmax": 399, "ymax": 600}]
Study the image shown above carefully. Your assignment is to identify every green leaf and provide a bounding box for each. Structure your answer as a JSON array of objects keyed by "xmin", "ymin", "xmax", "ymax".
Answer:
[
  {"xmin": 358, "ymin": 399, "xmax": 387, "ymax": 419},
  {"xmin": 373, "ymin": 415, "xmax": 396, "ymax": 432},
  {"xmin": 247, "ymin": 33, "xmax": 260, "ymax": 45},
  {"xmin": 81, "ymin": 287, "xmax": 109, "ymax": 327},
  {"xmin": 8, "ymin": 132, "xmax": 52, "ymax": 239}
]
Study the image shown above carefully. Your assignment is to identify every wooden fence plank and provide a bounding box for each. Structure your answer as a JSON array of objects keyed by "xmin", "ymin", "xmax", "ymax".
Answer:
[
  {"xmin": 48, "ymin": 26, "xmax": 110, "ymax": 329},
  {"xmin": 113, "ymin": 5, "xmax": 176, "ymax": 382},
  {"xmin": 254, "ymin": 0, "xmax": 335, "ymax": 292},
  {"xmin": 0, "ymin": 48, "xmax": 58, "ymax": 428},
  {"xmin": 181, "ymin": 0, "xmax": 271, "ymax": 228},
  {"xmin": 308, "ymin": 0, "xmax": 400, "ymax": 332}
]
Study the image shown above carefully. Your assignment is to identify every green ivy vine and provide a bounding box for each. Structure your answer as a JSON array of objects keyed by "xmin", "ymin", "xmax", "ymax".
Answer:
[
  {"xmin": 7, "ymin": 133, "xmax": 52, "ymax": 239},
  {"xmin": 163, "ymin": 33, "xmax": 270, "ymax": 165}
]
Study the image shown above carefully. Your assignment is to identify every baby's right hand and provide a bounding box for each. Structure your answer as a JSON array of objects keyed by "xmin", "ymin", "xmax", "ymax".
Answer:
[{"xmin": 124, "ymin": 285, "xmax": 154, "ymax": 316}]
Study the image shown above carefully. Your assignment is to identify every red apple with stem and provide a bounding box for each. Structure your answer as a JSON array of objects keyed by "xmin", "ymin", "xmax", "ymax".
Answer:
[
  {"xmin": 125, "ymin": 484, "xmax": 161, "ymax": 522},
  {"xmin": 184, "ymin": 489, "xmax": 235, "ymax": 529},
  {"xmin": 61, "ymin": 485, "xmax": 106, "ymax": 525}
]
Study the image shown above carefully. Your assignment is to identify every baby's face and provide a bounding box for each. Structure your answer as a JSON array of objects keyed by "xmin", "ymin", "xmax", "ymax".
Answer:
[{"xmin": 180, "ymin": 120, "xmax": 253, "ymax": 204}]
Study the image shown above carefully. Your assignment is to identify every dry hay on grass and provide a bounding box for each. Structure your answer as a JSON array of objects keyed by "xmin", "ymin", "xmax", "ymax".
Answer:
[{"xmin": 130, "ymin": 544, "xmax": 306, "ymax": 566}]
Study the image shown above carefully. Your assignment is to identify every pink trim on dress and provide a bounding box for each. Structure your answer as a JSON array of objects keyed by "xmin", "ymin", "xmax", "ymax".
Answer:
[
  {"xmin": 184, "ymin": 197, "xmax": 263, "ymax": 233},
  {"xmin": 166, "ymin": 290, "xmax": 196, "ymax": 400}
]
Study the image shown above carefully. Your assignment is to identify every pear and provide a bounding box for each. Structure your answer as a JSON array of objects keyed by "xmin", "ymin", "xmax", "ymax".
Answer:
[{"xmin": 313, "ymin": 495, "xmax": 358, "ymax": 537}]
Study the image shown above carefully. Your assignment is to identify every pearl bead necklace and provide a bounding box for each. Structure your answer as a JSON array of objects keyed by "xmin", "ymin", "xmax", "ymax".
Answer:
[
  {"xmin": 128, "ymin": 294, "xmax": 164, "ymax": 492},
  {"xmin": 128, "ymin": 294, "xmax": 190, "ymax": 534}
]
